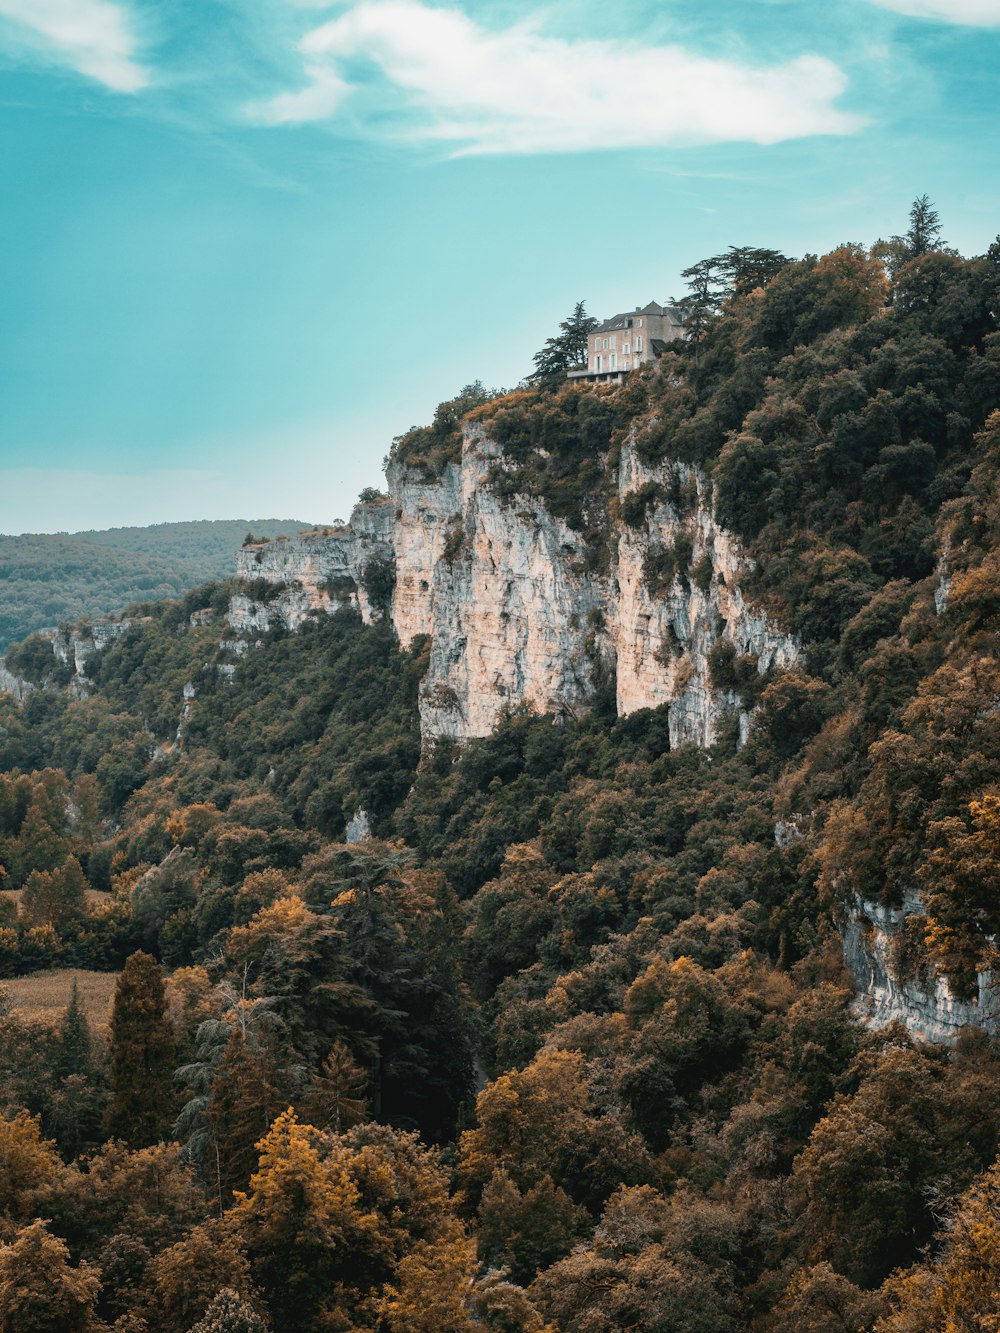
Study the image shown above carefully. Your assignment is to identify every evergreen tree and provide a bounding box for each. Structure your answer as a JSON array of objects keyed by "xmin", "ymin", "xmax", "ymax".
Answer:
[
  {"xmin": 530, "ymin": 300, "xmax": 597, "ymax": 385},
  {"xmin": 302, "ymin": 1038, "xmax": 369, "ymax": 1134},
  {"xmin": 903, "ymin": 193, "xmax": 944, "ymax": 258},
  {"xmin": 56, "ymin": 978, "xmax": 92, "ymax": 1079},
  {"xmin": 105, "ymin": 950, "xmax": 176, "ymax": 1147},
  {"xmin": 558, "ymin": 301, "xmax": 598, "ymax": 367},
  {"xmin": 678, "ymin": 246, "xmax": 791, "ymax": 334}
]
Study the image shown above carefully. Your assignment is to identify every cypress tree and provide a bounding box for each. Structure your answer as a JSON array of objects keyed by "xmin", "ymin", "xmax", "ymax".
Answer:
[
  {"xmin": 105, "ymin": 950, "xmax": 176, "ymax": 1146},
  {"xmin": 56, "ymin": 978, "xmax": 92, "ymax": 1079}
]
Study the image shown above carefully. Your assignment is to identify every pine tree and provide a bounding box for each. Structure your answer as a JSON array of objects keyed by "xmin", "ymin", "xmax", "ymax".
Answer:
[
  {"xmin": 904, "ymin": 194, "xmax": 944, "ymax": 258},
  {"xmin": 105, "ymin": 950, "xmax": 176, "ymax": 1146},
  {"xmin": 175, "ymin": 986, "xmax": 305, "ymax": 1205},
  {"xmin": 529, "ymin": 300, "xmax": 597, "ymax": 385},
  {"xmin": 56, "ymin": 978, "xmax": 92, "ymax": 1079},
  {"xmin": 558, "ymin": 301, "xmax": 598, "ymax": 368},
  {"xmin": 302, "ymin": 1038, "xmax": 369, "ymax": 1133}
]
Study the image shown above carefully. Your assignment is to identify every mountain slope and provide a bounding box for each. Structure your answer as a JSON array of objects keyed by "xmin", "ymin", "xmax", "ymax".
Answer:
[
  {"xmin": 0, "ymin": 519, "xmax": 309, "ymax": 650},
  {"xmin": 0, "ymin": 236, "xmax": 999, "ymax": 1329}
]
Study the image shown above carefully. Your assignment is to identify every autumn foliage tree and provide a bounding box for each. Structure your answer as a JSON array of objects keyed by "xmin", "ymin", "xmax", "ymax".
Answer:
[{"xmin": 0, "ymin": 1220, "xmax": 100, "ymax": 1333}]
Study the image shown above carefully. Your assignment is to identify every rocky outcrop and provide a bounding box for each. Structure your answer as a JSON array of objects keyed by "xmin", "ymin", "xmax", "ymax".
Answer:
[
  {"xmin": 611, "ymin": 448, "xmax": 798, "ymax": 748},
  {"xmin": 0, "ymin": 661, "xmax": 29, "ymax": 700},
  {"xmin": 231, "ymin": 505, "xmax": 396, "ymax": 633},
  {"xmin": 227, "ymin": 423, "xmax": 798, "ymax": 748},
  {"xmin": 843, "ymin": 893, "xmax": 1000, "ymax": 1043},
  {"xmin": 50, "ymin": 620, "xmax": 138, "ymax": 678}
]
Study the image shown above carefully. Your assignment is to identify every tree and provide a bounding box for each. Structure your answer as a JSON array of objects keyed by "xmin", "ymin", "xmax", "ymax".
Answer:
[
  {"xmin": 21, "ymin": 855, "xmax": 88, "ymax": 930},
  {"xmin": 770, "ymin": 1263, "xmax": 881, "ymax": 1332},
  {"xmin": 558, "ymin": 301, "xmax": 598, "ymax": 367},
  {"xmin": 175, "ymin": 986, "xmax": 305, "ymax": 1205},
  {"xmin": 150, "ymin": 1220, "xmax": 257, "ymax": 1331},
  {"xmin": 0, "ymin": 1111, "xmax": 62, "ymax": 1225},
  {"xmin": 530, "ymin": 301, "xmax": 597, "ymax": 385},
  {"xmin": 876, "ymin": 1161, "xmax": 1000, "ymax": 1331},
  {"xmin": 56, "ymin": 979, "xmax": 92, "ymax": 1079},
  {"xmin": 876, "ymin": 196, "xmax": 948, "ymax": 280},
  {"xmin": 677, "ymin": 247, "xmax": 792, "ymax": 335},
  {"xmin": 376, "ymin": 1236, "xmax": 476, "ymax": 1333},
  {"xmin": 105, "ymin": 951, "xmax": 176, "ymax": 1147},
  {"xmin": 231, "ymin": 1109, "xmax": 385, "ymax": 1332},
  {"xmin": 301, "ymin": 1038, "xmax": 369, "ymax": 1134},
  {"xmin": 0, "ymin": 1220, "xmax": 100, "ymax": 1333},
  {"xmin": 188, "ymin": 1288, "xmax": 268, "ymax": 1333},
  {"xmin": 903, "ymin": 194, "xmax": 944, "ymax": 258}
]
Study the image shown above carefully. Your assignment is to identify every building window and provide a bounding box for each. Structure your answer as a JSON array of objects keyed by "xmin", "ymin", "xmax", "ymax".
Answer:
[
  {"xmin": 623, "ymin": 343, "xmax": 630, "ymax": 355},
  {"xmin": 610, "ymin": 353, "xmax": 617, "ymax": 371},
  {"xmin": 637, "ymin": 319, "xmax": 643, "ymax": 328},
  {"xmin": 596, "ymin": 355, "xmax": 602, "ymax": 372},
  {"xmin": 603, "ymin": 338, "xmax": 609, "ymax": 349},
  {"xmin": 636, "ymin": 335, "xmax": 643, "ymax": 353}
]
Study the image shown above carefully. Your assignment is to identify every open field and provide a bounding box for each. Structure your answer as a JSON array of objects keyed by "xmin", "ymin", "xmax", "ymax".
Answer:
[{"xmin": 2, "ymin": 967, "xmax": 118, "ymax": 1028}]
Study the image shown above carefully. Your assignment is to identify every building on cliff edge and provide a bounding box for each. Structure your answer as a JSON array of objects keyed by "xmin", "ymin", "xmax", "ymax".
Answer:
[{"xmin": 567, "ymin": 301, "xmax": 686, "ymax": 385}]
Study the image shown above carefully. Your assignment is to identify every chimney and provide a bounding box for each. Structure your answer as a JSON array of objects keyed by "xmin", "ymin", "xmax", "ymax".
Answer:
[{"xmin": 635, "ymin": 306, "xmax": 641, "ymax": 312}]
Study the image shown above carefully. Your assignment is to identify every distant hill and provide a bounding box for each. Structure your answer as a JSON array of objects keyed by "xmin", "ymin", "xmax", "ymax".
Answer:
[{"xmin": 0, "ymin": 518, "xmax": 309, "ymax": 650}]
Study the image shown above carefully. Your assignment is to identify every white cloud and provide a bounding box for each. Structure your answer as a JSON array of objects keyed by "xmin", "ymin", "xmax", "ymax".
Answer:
[
  {"xmin": 247, "ymin": 62, "xmax": 349, "ymax": 125},
  {"xmin": 869, "ymin": 0, "xmax": 1000, "ymax": 22},
  {"xmin": 248, "ymin": 1, "xmax": 864, "ymax": 152},
  {"xmin": 0, "ymin": 0, "xmax": 148, "ymax": 92}
]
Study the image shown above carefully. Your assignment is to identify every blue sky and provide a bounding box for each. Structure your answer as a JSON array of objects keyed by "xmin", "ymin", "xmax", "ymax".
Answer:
[{"xmin": 0, "ymin": 0, "xmax": 998, "ymax": 533}]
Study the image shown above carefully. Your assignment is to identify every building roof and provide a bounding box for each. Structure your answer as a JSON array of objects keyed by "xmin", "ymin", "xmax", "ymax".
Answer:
[{"xmin": 591, "ymin": 302, "xmax": 685, "ymax": 335}]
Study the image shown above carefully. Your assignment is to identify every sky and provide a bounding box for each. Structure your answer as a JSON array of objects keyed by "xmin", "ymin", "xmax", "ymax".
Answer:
[{"xmin": 0, "ymin": 0, "xmax": 999, "ymax": 533}]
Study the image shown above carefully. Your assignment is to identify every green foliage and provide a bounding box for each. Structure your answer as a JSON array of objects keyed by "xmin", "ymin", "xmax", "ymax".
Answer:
[
  {"xmin": 530, "ymin": 300, "xmax": 598, "ymax": 385},
  {"xmin": 360, "ymin": 551, "xmax": 397, "ymax": 615},
  {"xmin": 389, "ymin": 382, "xmax": 505, "ymax": 478},
  {"xmin": 0, "ymin": 519, "xmax": 305, "ymax": 651},
  {"xmin": 483, "ymin": 384, "xmax": 630, "ymax": 546},
  {"xmin": 105, "ymin": 951, "xmax": 176, "ymax": 1146}
]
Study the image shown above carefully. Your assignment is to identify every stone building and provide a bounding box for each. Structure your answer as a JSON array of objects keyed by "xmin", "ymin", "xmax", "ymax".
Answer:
[{"xmin": 567, "ymin": 301, "xmax": 686, "ymax": 384}]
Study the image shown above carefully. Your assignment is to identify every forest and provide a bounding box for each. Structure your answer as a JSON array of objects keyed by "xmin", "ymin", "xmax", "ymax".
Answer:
[
  {"xmin": 0, "ymin": 520, "xmax": 307, "ymax": 652},
  {"xmin": 0, "ymin": 210, "xmax": 999, "ymax": 1331}
]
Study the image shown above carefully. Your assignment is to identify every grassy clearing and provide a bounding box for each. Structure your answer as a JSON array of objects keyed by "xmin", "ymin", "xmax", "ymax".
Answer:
[{"xmin": 2, "ymin": 967, "xmax": 118, "ymax": 1029}]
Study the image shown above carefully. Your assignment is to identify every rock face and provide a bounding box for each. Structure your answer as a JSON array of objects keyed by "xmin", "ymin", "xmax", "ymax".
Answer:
[
  {"xmin": 50, "ymin": 620, "xmax": 137, "ymax": 677},
  {"xmin": 0, "ymin": 661, "xmax": 29, "ymax": 700},
  {"xmin": 229, "ymin": 422, "xmax": 798, "ymax": 749},
  {"xmin": 844, "ymin": 893, "xmax": 1000, "ymax": 1042}
]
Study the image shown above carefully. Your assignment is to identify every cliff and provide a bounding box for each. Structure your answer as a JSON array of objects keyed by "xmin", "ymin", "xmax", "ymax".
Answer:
[
  {"xmin": 844, "ymin": 894, "xmax": 1000, "ymax": 1042},
  {"xmin": 230, "ymin": 422, "xmax": 798, "ymax": 749}
]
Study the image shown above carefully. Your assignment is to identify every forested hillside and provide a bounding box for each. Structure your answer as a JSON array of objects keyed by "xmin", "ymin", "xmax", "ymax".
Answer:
[
  {"xmin": 1, "ymin": 219, "xmax": 1000, "ymax": 1331},
  {"xmin": 0, "ymin": 520, "xmax": 308, "ymax": 651}
]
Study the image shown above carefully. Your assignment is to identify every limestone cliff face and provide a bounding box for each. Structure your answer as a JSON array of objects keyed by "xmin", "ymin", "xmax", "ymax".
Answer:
[
  {"xmin": 414, "ymin": 429, "xmax": 605, "ymax": 740},
  {"xmin": 0, "ymin": 661, "xmax": 29, "ymax": 700},
  {"xmin": 844, "ymin": 893, "xmax": 1000, "ymax": 1042},
  {"xmin": 385, "ymin": 458, "xmax": 463, "ymax": 648},
  {"xmin": 50, "ymin": 620, "xmax": 137, "ymax": 679},
  {"xmin": 612, "ymin": 446, "xmax": 799, "ymax": 748},
  {"xmin": 228, "ymin": 422, "xmax": 798, "ymax": 748}
]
